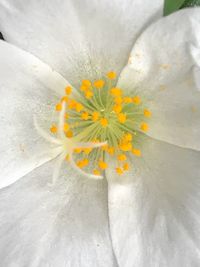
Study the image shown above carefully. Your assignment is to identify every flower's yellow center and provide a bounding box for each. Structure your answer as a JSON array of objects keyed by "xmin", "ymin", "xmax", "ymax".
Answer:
[{"xmin": 50, "ymin": 71, "xmax": 151, "ymax": 177}]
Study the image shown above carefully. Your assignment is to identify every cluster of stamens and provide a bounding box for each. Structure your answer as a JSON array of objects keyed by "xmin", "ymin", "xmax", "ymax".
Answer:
[{"xmin": 49, "ymin": 71, "xmax": 151, "ymax": 177}]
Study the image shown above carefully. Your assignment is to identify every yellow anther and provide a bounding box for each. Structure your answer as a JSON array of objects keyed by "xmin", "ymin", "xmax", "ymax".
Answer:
[
  {"xmin": 117, "ymin": 154, "xmax": 127, "ymax": 161},
  {"xmin": 114, "ymin": 97, "xmax": 123, "ymax": 105},
  {"xmin": 123, "ymin": 163, "xmax": 129, "ymax": 171},
  {"xmin": 83, "ymin": 148, "xmax": 92, "ymax": 154},
  {"xmin": 107, "ymin": 71, "xmax": 117, "ymax": 80},
  {"xmin": 55, "ymin": 103, "xmax": 62, "ymax": 111},
  {"xmin": 65, "ymin": 86, "xmax": 72, "ymax": 95},
  {"xmin": 50, "ymin": 125, "xmax": 57, "ymax": 134},
  {"xmin": 98, "ymin": 160, "xmax": 108, "ymax": 170},
  {"xmin": 65, "ymin": 113, "xmax": 69, "ymax": 119},
  {"xmin": 77, "ymin": 159, "xmax": 89, "ymax": 168},
  {"xmin": 66, "ymin": 130, "xmax": 73, "ymax": 138},
  {"xmin": 75, "ymin": 102, "xmax": 84, "ymax": 112},
  {"xmin": 123, "ymin": 97, "xmax": 132, "ymax": 104},
  {"xmin": 63, "ymin": 123, "xmax": 70, "ymax": 132},
  {"xmin": 81, "ymin": 112, "xmax": 89, "ymax": 120},
  {"xmin": 116, "ymin": 167, "xmax": 123, "ymax": 175},
  {"xmin": 82, "ymin": 158, "xmax": 89, "ymax": 167},
  {"xmin": 101, "ymin": 144, "xmax": 108, "ymax": 151},
  {"xmin": 107, "ymin": 147, "xmax": 115, "ymax": 155},
  {"xmin": 140, "ymin": 122, "xmax": 149, "ymax": 132},
  {"xmin": 80, "ymin": 85, "xmax": 88, "ymax": 91},
  {"xmin": 92, "ymin": 111, "xmax": 100, "ymax": 121},
  {"xmin": 74, "ymin": 148, "xmax": 82, "ymax": 154},
  {"xmin": 61, "ymin": 96, "xmax": 69, "ymax": 103},
  {"xmin": 118, "ymin": 113, "xmax": 127, "ymax": 123},
  {"xmin": 93, "ymin": 80, "xmax": 105, "ymax": 89},
  {"xmin": 110, "ymin": 87, "xmax": 122, "ymax": 97},
  {"xmin": 132, "ymin": 96, "xmax": 141, "ymax": 105},
  {"xmin": 124, "ymin": 133, "xmax": 132, "ymax": 142},
  {"xmin": 65, "ymin": 154, "xmax": 70, "ymax": 161},
  {"xmin": 119, "ymin": 142, "xmax": 132, "ymax": 152},
  {"xmin": 144, "ymin": 109, "xmax": 152, "ymax": 118},
  {"xmin": 82, "ymin": 80, "xmax": 91, "ymax": 87},
  {"xmin": 113, "ymin": 104, "xmax": 122, "ymax": 114},
  {"xmin": 85, "ymin": 90, "xmax": 93, "ymax": 99},
  {"xmin": 93, "ymin": 169, "xmax": 101, "ymax": 175},
  {"xmin": 68, "ymin": 99, "xmax": 76, "ymax": 109},
  {"xmin": 132, "ymin": 148, "xmax": 141, "ymax": 157},
  {"xmin": 100, "ymin": 118, "xmax": 108, "ymax": 127}
]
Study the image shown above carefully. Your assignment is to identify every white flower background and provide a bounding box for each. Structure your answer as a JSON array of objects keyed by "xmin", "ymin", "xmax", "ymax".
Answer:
[{"xmin": 0, "ymin": 1, "xmax": 200, "ymax": 267}]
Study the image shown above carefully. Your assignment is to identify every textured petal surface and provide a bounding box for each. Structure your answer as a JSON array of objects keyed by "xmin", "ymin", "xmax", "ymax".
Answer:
[
  {"xmin": 0, "ymin": 0, "xmax": 163, "ymax": 86},
  {"xmin": 0, "ymin": 41, "xmax": 68, "ymax": 188},
  {"xmin": 106, "ymin": 136, "xmax": 200, "ymax": 267},
  {"xmin": 0, "ymin": 160, "xmax": 116, "ymax": 267},
  {"xmin": 118, "ymin": 8, "xmax": 200, "ymax": 150}
]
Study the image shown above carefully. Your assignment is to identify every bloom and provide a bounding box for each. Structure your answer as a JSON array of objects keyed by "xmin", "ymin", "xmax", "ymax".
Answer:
[{"xmin": 0, "ymin": 1, "xmax": 200, "ymax": 266}]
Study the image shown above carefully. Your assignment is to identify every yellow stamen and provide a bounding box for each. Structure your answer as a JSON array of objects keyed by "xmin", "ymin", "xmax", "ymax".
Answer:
[
  {"xmin": 100, "ymin": 118, "xmax": 108, "ymax": 127},
  {"xmin": 85, "ymin": 90, "xmax": 93, "ymax": 99},
  {"xmin": 132, "ymin": 96, "xmax": 141, "ymax": 105},
  {"xmin": 123, "ymin": 97, "xmax": 132, "ymax": 104},
  {"xmin": 140, "ymin": 122, "xmax": 149, "ymax": 132},
  {"xmin": 110, "ymin": 87, "xmax": 122, "ymax": 97},
  {"xmin": 132, "ymin": 148, "xmax": 141, "ymax": 157},
  {"xmin": 80, "ymin": 85, "xmax": 88, "ymax": 91},
  {"xmin": 114, "ymin": 97, "xmax": 123, "ymax": 105},
  {"xmin": 144, "ymin": 109, "xmax": 152, "ymax": 118},
  {"xmin": 66, "ymin": 130, "xmax": 73, "ymax": 138},
  {"xmin": 107, "ymin": 147, "xmax": 115, "ymax": 155},
  {"xmin": 93, "ymin": 169, "xmax": 101, "ymax": 175},
  {"xmin": 124, "ymin": 133, "xmax": 132, "ymax": 142},
  {"xmin": 50, "ymin": 125, "xmax": 57, "ymax": 134},
  {"xmin": 117, "ymin": 154, "xmax": 127, "ymax": 161},
  {"xmin": 107, "ymin": 71, "xmax": 116, "ymax": 80},
  {"xmin": 63, "ymin": 123, "xmax": 70, "ymax": 132},
  {"xmin": 61, "ymin": 96, "xmax": 69, "ymax": 103},
  {"xmin": 75, "ymin": 103, "xmax": 84, "ymax": 112},
  {"xmin": 116, "ymin": 167, "xmax": 123, "ymax": 175},
  {"xmin": 55, "ymin": 103, "xmax": 62, "ymax": 111},
  {"xmin": 74, "ymin": 148, "xmax": 82, "ymax": 154},
  {"xmin": 82, "ymin": 80, "xmax": 91, "ymax": 87},
  {"xmin": 81, "ymin": 112, "xmax": 89, "ymax": 120},
  {"xmin": 93, "ymin": 80, "xmax": 105, "ymax": 89},
  {"xmin": 119, "ymin": 142, "xmax": 132, "ymax": 151},
  {"xmin": 92, "ymin": 111, "xmax": 100, "ymax": 121},
  {"xmin": 65, "ymin": 86, "xmax": 72, "ymax": 95},
  {"xmin": 118, "ymin": 113, "xmax": 127, "ymax": 123},
  {"xmin": 83, "ymin": 148, "xmax": 92, "ymax": 154},
  {"xmin": 123, "ymin": 163, "xmax": 129, "ymax": 171},
  {"xmin": 113, "ymin": 105, "xmax": 122, "ymax": 114},
  {"xmin": 99, "ymin": 160, "xmax": 108, "ymax": 170}
]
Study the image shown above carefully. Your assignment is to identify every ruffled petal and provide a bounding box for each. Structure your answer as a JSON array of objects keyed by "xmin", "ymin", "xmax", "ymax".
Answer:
[
  {"xmin": 0, "ymin": 160, "xmax": 116, "ymax": 267},
  {"xmin": 0, "ymin": 0, "xmax": 163, "ymax": 86},
  {"xmin": 106, "ymin": 135, "xmax": 200, "ymax": 267},
  {"xmin": 0, "ymin": 41, "xmax": 68, "ymax": 188},
  {"xmin": 118, "ymin": 8, "xmax": 200, "ymax": 150}
]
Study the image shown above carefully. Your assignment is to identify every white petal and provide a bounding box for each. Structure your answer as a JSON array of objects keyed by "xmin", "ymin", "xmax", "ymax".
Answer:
[
  {"xmin": 147, "ymin": 75, "xmax": 200, "ymax": 150},
  {"xmin": 0, "ymin": 0, "xmax": 163, "ymax": 86},
  {"xmin": 0, "ymin": 41, "xmax": 69, "ymax": 188},
  {"xmin": 118, "ymin": 8, "xmax": 200, "ymax": 150},
  {"xmin": 106, "ymin": 136, "xmax": 200, "ymax": 267},
  {"xmin": 0, "ymin": 160, "xmax": 116, "ymax": 267}
]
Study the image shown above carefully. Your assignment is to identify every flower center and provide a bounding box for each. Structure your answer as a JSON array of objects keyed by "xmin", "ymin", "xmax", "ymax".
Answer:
[{"xmin": 50, "ymin": 71, "xmax": 151, "ymax": 177}]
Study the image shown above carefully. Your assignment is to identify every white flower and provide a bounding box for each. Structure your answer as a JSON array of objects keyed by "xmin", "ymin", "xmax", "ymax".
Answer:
[{"xmin": 0, "ymin": 1, "xmax": 200, "ymax": 266}]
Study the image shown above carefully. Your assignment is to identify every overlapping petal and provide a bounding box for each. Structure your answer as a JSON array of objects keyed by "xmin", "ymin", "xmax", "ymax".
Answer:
[
  {"xmin": 0, "ymin": 160, "xmax": 116, "ymax": 267},
  {"xmin": 0, "ymin": 41, "xmax": 69, "ymax": 188},
  {"xmin": 118, "ymin": 8, "xmax": 200, "ymax": 150},
  {"xmin": 0, "ymin": 0, "xmax": 163, "ymax": 86},
  {"xmin": 106, "ymin": 135, "xmax": 200, "ymax": 267}
]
